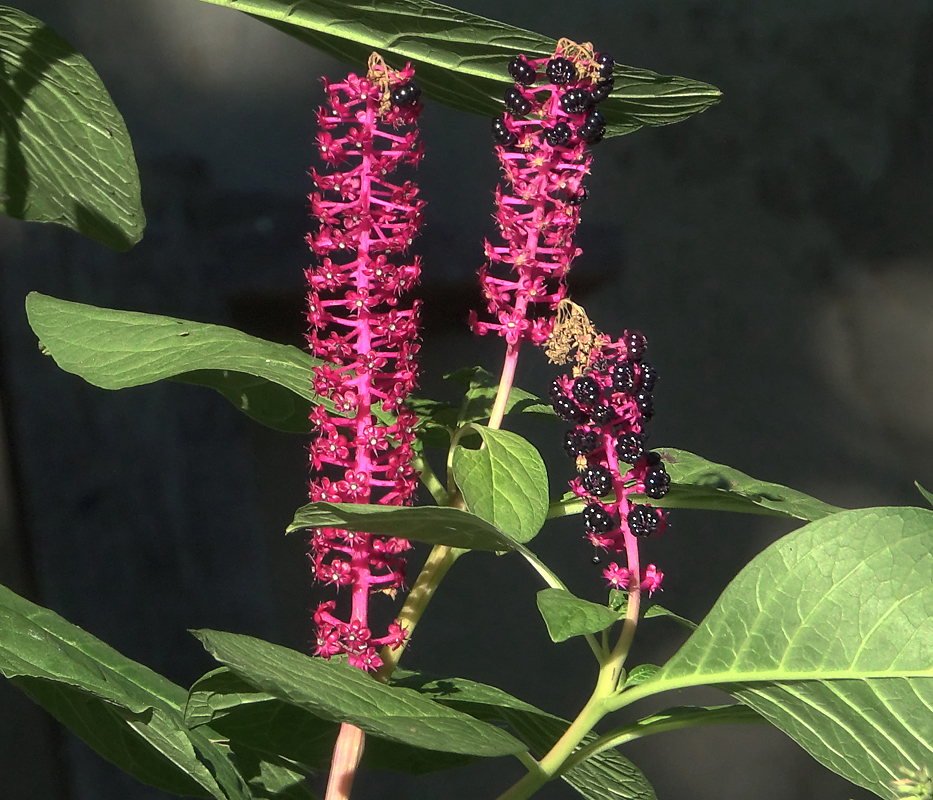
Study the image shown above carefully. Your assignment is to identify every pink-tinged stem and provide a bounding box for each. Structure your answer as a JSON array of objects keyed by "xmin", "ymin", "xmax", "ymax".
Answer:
[
  {"xmin": 488, "ymin": 341, "xmax": 521, "ymax": 430},
  {"xmin": 325, "ymin": 724, "xmax": 366, "ymax": 800}
]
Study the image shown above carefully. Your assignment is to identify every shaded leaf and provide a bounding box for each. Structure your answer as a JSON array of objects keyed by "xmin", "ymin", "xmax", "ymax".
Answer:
[
  {"xmin": 634, "ymin": 507, "xmax": 933, "ymax": 800},
  {"xmin": 0, "ymin": 583, "xmax": 249, "ymax": 799},
  {"xmin": 188, "ymin": 0, "xmax": 720, "ymax": 138},
  {"xmin": 187, "ymin": 668, "xmax": 476, "ymax": 776},
  {"xmin": 0, "ymin": 7, "xmax": 143, "ymax": 249},
  {"xmin": 25, "ymin": 292, "xmax": 352, "ymax": 431},
  {"xmin": 536, "ymin": 588, "xmax": 619, "ymax": 642},
  {"xmin": 393, "ymin": 673, "xmax": 656, "ymax": 799},
  {"xmin": 623, "ymin": 665, "xmax": 659, "ymax": 688},
  {"xmin": 287, "ymin": 501, "xmax": 515, "ymax": 551},
  {"xmin": 192, "ymin": 629, "xmax": 525, "ymax": 757},
  {"xmin": 452, "ymin": 424, "xmax": 548, "ymax": 543}
]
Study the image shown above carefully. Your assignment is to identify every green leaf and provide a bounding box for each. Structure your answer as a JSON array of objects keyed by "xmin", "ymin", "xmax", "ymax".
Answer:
[
  {"xmin": 0, "ymin": 583, "xmax": 249, "ymax": 799},
  {"xmin": 632, "ymin": 507, "xmax": 933, "ymax": 799},
  {"xmin": 287, "ymin": 501, "xmax": 516, "ymax": 551},
  {"xmin": 536, "ymin": 588, "xmax": 619, "ymax": 643},
  {"xmin": 650, "ymin": 448, "xmax": 844, "ymax": 521},
  {"xmin": 915, "ymin": 481, "xmax": 933, "ymax": 510},
  {"xmin": 392, "ymin": 672, "xmax": 656, "ymax": 799},
  {"xmin": 187, "ymin": 0, "xmax": 720, "ymax": 139},
  {"xmin": 192, "ymin": 629, "xmax": 525, "ymax": 758},
  {"xmin": 623, "ymin": 665, "xmax": 660, "ymax": 688},
  {"xmin": 643, "ymin": 604, "xmax": 698, "ymax": 631},
  {"xmin": 187, "ymin": 668, "xmax": 476, "ymax": 776},
  {"xmin": 0, "ymin": 7, "xmax": 143, "ymax": 249},
  {"xmin": 452, "ymin": 424, "xmax": 549, "ymax": 543},
  {"xmin": 24, "ymin": 292, "xmax": 348, "ymax": 432}
]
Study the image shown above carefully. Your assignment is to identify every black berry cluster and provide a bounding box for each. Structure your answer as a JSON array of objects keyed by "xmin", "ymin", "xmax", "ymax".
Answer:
[
  {"xmin": 551, "ymin": 330, "xmax": 668, "ymax": 555},
  {"xmin": 490, "ymin": 47, "xmax": 615, "ymax": 153}
]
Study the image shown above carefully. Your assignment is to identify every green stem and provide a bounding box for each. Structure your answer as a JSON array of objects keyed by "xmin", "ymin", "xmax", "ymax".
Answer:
[{"xmin": 413, "ymin": 451, "xmax": 448, "ymax": 505}]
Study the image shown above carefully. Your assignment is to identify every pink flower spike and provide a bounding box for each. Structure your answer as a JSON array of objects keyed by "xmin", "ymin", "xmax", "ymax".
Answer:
[
  {"xmin": 305, "ymin": 53, "xmax": 424, "ymax": 672},
  {"xmin": 473, "ymin": 40, "xmax": 609, "ymax": 346}
]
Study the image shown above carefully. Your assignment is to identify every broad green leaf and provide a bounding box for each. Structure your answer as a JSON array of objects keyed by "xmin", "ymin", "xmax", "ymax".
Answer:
[
  {"xmin": 25, "ymin": 292, "xmax": 347, "ymax": 431},
  {"xmin": 643, "ymin": 604, "xmax": 698, "ymax": 631},
  {"xmin": 630, "ymin": 507, "xmax": 933, "ymax": 800},
  {"xmin": 536, "ymin": 588, "xmax": 619, "ymax": 642},
  {"xmin": 0, "ymin": 583, "xmax": 249, "ymax": 799},
  {"xmin": 452, "ymin": 424, "xmax": 548, "ymax": 543},
  {"xmin": 187, "ymin": 668, "xmax": 476, "ymax": 776},
  {"xmin": 915, "ymin": 481, "xmax": 933, "ymax": 510},
  {"xmin": 651, "ymin": 448, "xmax": 843, "ymax": 521},
  {"xmin": 392, "ymin": 672, "xmax": 656, "ymax": 800},
  {"xmin": 0, "ymin": 7, "xmax": 143, "ymax": 249},
  {"xmin": 287, "ymin": 501, "xmax": 515, "ymax": 551},
  {"xmin": 192, "ymin": 629, "xmax": 525, "ymax": 758},
  {"xmin": 187, "ymin": 0, "xmax": 720, "ymax": 139}
]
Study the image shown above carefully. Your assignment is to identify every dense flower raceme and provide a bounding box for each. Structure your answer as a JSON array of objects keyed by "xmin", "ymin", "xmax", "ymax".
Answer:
[
  {"xmin": 550, "ymin": 324, "xmax": 668, "ymax": 595},
  {"xmin": 305, "ymin": 55, "xmax": 424, "ymax": 671},
  {"xmin": 470, "ymin": 40, "xmax": 614, "ymax": 345}
]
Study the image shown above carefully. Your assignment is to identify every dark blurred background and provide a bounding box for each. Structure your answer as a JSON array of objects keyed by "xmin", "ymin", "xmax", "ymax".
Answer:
[{"xmin": 1, "ymin": 0, "xmax": 932, "ymax": 797}]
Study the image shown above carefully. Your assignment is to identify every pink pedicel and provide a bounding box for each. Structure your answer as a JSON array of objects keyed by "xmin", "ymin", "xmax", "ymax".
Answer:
[{"xmin": 305, "ymin": 56, "xmax": 424, "ymax": 671}]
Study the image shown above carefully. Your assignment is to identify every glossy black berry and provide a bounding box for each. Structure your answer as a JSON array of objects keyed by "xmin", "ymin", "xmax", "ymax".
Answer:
[
  {"xmin": 592, "ymin": 554, "xmax": 602, "ymax": 564},
  {"xmin": 616, "ymin": 432, "xmax": 646, "ymax": 463},
  {"xmin": 625, "ymin": 331, "xmax": 647, "ymax": 361},
  {"xmin": 628, "ymin": 506, "xmax": 660, "ymax": 538},
  {"xmin": 546, "ymin": 57, "xmax": 576, "ymax": 85},
  {"xmin": 595, "ymin": 52, "xmax": 614, "ymax": 80},
  {"xmin": 549, "ymin": 378, "xmax": 565, "ymax": 399},
  {"xmin": 582, "ymin": 464, "xmax": 614, "ymax": 497},
  {"xmin": 645, "ymin": 450, "xmax": 662, "ymax": 467},
  {"xmin": 545, "ymin": 122, "xmax": 573, "ymax": 147},
  {"xmin": 563, "ymin": 429, "xmax": 599, "ymax": 458},
  {"xmin": 590, "ymin": 403, "xmax": 615, "ymax": 426},
  {"xmin": 568, "ymin": 186, "xmax": 588, "ymax": 206},
  {"xmin": 560, "ymin": 87, "xmax": 592, "ymax": 114},
  {"xmin": 390, "ymin": 81, "xmax": 421, "ymax": 107},
  {"xmin": 612, "ymin": 362, "xmax": 637, "ymax": 393},
  {"xmin": 508, "ymin": 56, "xmax": 536, "ymax": 85},
  {"xmin": 504, "ymin": 86, "xmax": 532, "ymax": 117},
  {"xmin": 583, "ymin": 503, "xmax": 615, "ymax": 534},
  {"xmin": 643, "ymin": 466, "xmax": 671, "ymax": 499},
  {"xmin": 635, "ymin": 389, "xmax": 654, "ymax": 419},
  {"xmin": 578, "ymin": 109, "xmax": 606, "ymax": 144},
  {"xmin": 572, "ymin": 375, "xmax": 601, "ymax": 406},
  {"xmin": 491, "ymin": 116, "xmax": 517, "ymax": 146},
  {"xmin": 639, "ymin": 362, "xmax": 658, "ymax": 392},
  {"xmin": 553, "ymin": 393, "xmax": 587, "ymax": 423},
  {"xmin": 590, "ymin": 77, "xmax": 614, "ymax": 104}
]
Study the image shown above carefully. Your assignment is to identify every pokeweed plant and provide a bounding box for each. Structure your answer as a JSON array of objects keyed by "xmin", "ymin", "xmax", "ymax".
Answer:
[{"xmin": 2, "ymin": 3, "xmax": 933, "ymax": 800}]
